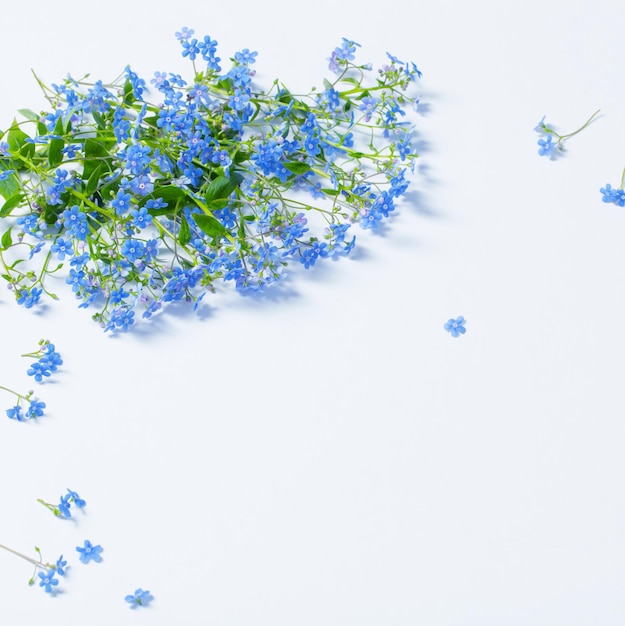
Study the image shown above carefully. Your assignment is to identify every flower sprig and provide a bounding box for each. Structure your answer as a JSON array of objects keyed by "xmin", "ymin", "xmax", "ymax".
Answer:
[
  {"xmin": 38, "ymin": 488, "xmax": 86, "ymax": 519},
  {"xmin": 0, "ymin": 29, "xmax": 421, "ymax": 332},
  {"xmin": 23, "ymin": 339, "xmax": 63, "ymax": 383},
  {"xmin": 534, "ymin": 109, "xmax": 600, "ymax": 158},
  {"xmin": 600, "ymin": 168, "xmax": 625, "ymax": 206},
  {"xmin": 0, "ymin": 542, "xmax": 66, "ymax": 593},
  {"xmin": 2, "ymin": 339, "xmax": 61, "ymax": 420}
]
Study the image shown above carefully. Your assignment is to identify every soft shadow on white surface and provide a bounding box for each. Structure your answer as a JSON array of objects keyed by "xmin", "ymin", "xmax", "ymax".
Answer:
[{"xmin": 2, "ymin": 1, "xmax": 625, "ymax": 625}]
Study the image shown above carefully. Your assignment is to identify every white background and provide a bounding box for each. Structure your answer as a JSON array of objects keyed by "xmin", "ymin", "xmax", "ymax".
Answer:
[{"xmin": 1, "ymin": 0, "xmax": 625, "ymax": 624}]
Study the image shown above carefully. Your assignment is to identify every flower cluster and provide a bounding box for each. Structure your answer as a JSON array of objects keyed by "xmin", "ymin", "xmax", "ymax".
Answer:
[
  {"xmin": 534, "ymin": 110, "xmax": 600, "ymax": 158},
  {"xmin": 600, "ymin": 168, "xmax": 625, "ymax": 206},
  {"xmin": 1, "ymin": 491, "xmax": 115, "ymax": 599},
  {"xmin": 0, "ymin": 29, "xmax": 421, "ymax": 332},
  {"xmin": 2, "ymin": 339, "xmax": 61, "ymax": 421},
  {"xmin": 24, "ymin": 339, "xmax": 63, "ymax": 383},
  {"xmin": 38, "ymin": 488, "xmax": 86, "ymax": 519}
]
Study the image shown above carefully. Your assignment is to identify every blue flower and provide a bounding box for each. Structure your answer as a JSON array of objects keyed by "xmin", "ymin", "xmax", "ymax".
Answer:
[
  {"xmin": 41, "ymin": 343, "xmax": 63, "ymax": 372},
  {"xmin": 599, "ymin": 183, "xmax": 625, "ymax": 206},
  {"xmin": 537, "ymin": 134, "xmax": 556, "ymax": 157},
  {"xmin": 76, "ymin": 540, "xmax": 103, "ymax": 564},
  {"xmin": 444, "ymin": 316, "xmax": 467, "ymax": 338},
  {"xmin": 125, "ymin": 588, "xmax": 153, "ymax": 608},
  {"xmin": 111, "ymin": 190, "xmax": 133, "ymax": 215},
  {"xmin": 6, "ymin": 405, "xmax": 24, "ymax": 421},
  {"xmin": 16, "ymin": 287, "xmax": 43, "ymax": 309},
  {"xmin": 50, "ymin": 237, "xmax": 73, "ymax": 260},
  {"xmin": 55, "ymin": 555, "xmax": 67, "ymax": 576},
  {"xmin": 58, "ymin": 494, "xmax": 72, "ymax": 518},
  {"xmin": 26, "ymin": 399, "xmax": 46, "ymax": 419},
  {"xmin": 38, "ymin": 569, "xmax": 59, "ymax": 593},
  {"xmin": 67, "ymin": 488, "xmax": 86, "ymax": 508},
  {"xmin": 27, "ymin": 361, "xmax": 52, "ymax": 383}
]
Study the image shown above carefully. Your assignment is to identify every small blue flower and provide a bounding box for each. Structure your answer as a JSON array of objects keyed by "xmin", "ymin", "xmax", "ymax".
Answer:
[
  {"xmin": 27, "ymin": 361, "xmax": 52, "ymax": 383},
  {"xmin": 125, "ymin": 588, "xmax": 153, "ymax": 608},
  {"xmin": 58, "ymin": 494, "xmax": 72, "ymax": 518},
  {"xmin": 38, "ymin": 569, "xmax": 59, "ymax": 593},
  {"xmin": 26, "ymin": 399, "xmax": 46, "ymax": 419},
  {"xmin": 6, "ymin": 405, "xmax": 24, "ymax": 421},
  {"xmin": 55, "ymin": 555, "xmax": 67, "ymax": 576},
  {"xmin": 66, "ymin": 488, "xmax": 86, "ymax": 508},
  {"xmin": 76, "ymin": 540, "xmax": 103, "ymax": 564},
  {"xmin": 444, "ymin": 316, "xmax": 467, "ymax": 338},
  {"xmin": 41, "ymin": 343, "xmax": 63, "ymax": 372},
  {"xmin": 537, "ymin": 134, "xmax": 556, "ymax": 157},
  {"xmin": 599, "ymin": 183, "xmax": 625, "ymax": 206}
]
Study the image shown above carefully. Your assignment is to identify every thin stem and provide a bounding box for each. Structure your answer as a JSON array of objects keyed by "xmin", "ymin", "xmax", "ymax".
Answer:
[
  {"xmin": 0, "ymin": 385, "xmax": 29, "ymax": 402},
  {"xmin": 559, "ymin": 109, "xmax": 601, "ymax": 141},
  {"xmin": 0, "ymin": 543, "xmax": 49, "ymax": 570}
]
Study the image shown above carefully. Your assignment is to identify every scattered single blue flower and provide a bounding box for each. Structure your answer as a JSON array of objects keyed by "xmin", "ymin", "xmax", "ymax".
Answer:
[
  {"xmin": 55, "ymin": 555, "xmax": 67, "ymax": 577},
  {"xmin": 38, "ymin": 569, "xmax": 59, "ymax": 593},
  {"xmin": 444, "ymin": 316, "xmax": 467, "ymax": 338},
  {"xmin": 76, "ymin": 540, "xmax": 103, "ymax": 564},
  {"xmin": 125, "ymin": 588, "xmax": 153, "ymax": 608}
]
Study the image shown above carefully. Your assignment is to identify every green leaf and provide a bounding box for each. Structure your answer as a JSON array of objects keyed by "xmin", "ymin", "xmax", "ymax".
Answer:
[
  {"xmin": 48, "ymin": 117, "xmax": 65, "ymax": 167},
  {"xmin": 43, "ymin": 204, "xmax": 64, "ymax": 225},
  {"xmin": 84, "ymin": 163, "xmax": 104, "ymax": 196},
  {"xmin": 1, "ymin": 228, "xmax": 12, "ymax": 250},
  {"xmin": 7, "ymin": 120, "xmax": 34, "ymax": 160},
  {"xmin": 179, "ymin": 214, "xmax": 191, "ymax": 247},
  {"xmin": 83, "ymin": 137, "xmax": 115, "ymax": 182},
  {"xmin": 204, "ymin": 173, "xmax": 243, "ymax": 204},
  {"xmin": 17, "ymin": 109, "xmax": 40, "ymax": 122},
  {"xmin": 91, "ymin": 110, "xmax": 107, "ymax": 130},
  {"xmin": 143, "ymin": 186, "xmax": 189, "ymax": 215},
  {"xmin": 192, "ymin": 214, "xmax": 228, "ymax": 241},
  {"xmin": 0, "ymin": 165, "xmax": 20, "ymax": 200},
  {"xmin": 123, "ymin": 80, "xmax": 135, "ymax": 105},
  {"xmin": 321, "ymin": 188, "xmax": 340, "ymax": 196},
  {"xmin": 284, "ymin": 162, "xmax": 311, "ymax": 176},
  {"xmin": 0, "ymin": 193, "xmax": 25, "ymax": 216},
  {"xmin": 48, "ymin": 138, "xmax": 64, "ymax": 167}
]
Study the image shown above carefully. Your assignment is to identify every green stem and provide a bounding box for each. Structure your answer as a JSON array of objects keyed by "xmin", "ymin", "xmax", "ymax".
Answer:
[
  {"xmin": 0, "ymin": 543, "xmax": 49, "ymax": 570},
  {"xmin": 0, "ymin": 385, "xmax": 30, "ymax": 402},
  {"xmin": 559, "ymin": 109, "xmax": 601, "ymax": 141}
]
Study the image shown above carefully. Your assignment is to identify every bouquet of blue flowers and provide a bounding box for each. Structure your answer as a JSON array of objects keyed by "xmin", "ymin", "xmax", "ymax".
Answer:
[{"xmin": 0, "ymin": 29, "xmax": 420, "ymax": 331}]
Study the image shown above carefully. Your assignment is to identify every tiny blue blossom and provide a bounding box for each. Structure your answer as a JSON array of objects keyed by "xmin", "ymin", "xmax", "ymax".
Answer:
[
  {"xmin": 537, "ymin": 134, "xmax": 556, "ymax": 157},
  {"xmin": 444, "ymin": 316, "xmax": 467, "ymax": 338},
  {"xmin": 76, "ymin": 540, "xmax": 103, "ymax": 564},
  {"xmin": 55, "ymin": 555, "xmax": 67, "ymax": 576},
  {"xmin": 38, "ymin": 569, "xmax": 59, "ymax": 593},
  {"xmin": 125, "ymin": 588, "xmax": 154, "ymax": 608},
  {"xmin": 26, "ymin": 399, "xmax": 46, "ymax": 419},
  {"xmin": 6, "ymin": 405, "xmax": 25, "ymax": 421}
]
